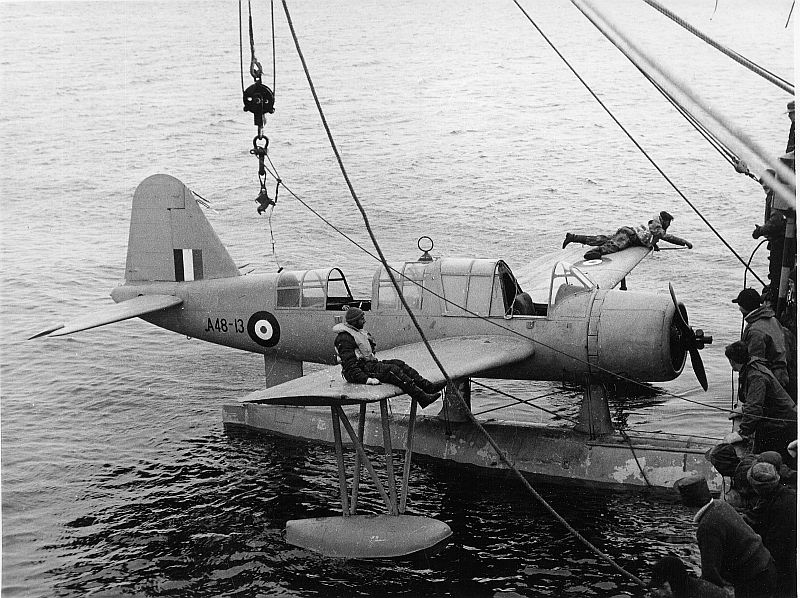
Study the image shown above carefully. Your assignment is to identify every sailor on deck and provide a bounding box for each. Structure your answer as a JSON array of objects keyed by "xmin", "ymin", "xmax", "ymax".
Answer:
[
  {"xmin": 723, "ymin": 340, "xmax": 797, "ymax": 467},
  {"xmin": 562, "ymin": 211, "xmax": 692, "ymax": 260},
  {"xmin": 732, "ymin": 288, "xmax": 793, "ymax": 399},
  {"xmin": 333, "ymin": 307, "xmax": 443, "ymax": 408}
]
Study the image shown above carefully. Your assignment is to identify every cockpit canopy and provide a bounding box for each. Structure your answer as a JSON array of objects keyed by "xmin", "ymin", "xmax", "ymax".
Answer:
[
  {"xmin": 276, "ymin": 268, "xmax": 361, "ymax": 311},
  {"xmin": 373, "ymin": 258, "xmax": 535, "ymax": 316}
]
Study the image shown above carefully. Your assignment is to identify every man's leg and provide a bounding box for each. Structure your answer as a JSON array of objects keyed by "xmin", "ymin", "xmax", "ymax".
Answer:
[
  {"xmin": 381, "ymin": 359, "xmax": 444, "ymax": 393},
  {"xmin": 569, "ymin": 234, "xmax": 609, "ymax": 247},
  {"xmin": 367, "ymin": 361, "xmax": 440, "ymax": 407}
]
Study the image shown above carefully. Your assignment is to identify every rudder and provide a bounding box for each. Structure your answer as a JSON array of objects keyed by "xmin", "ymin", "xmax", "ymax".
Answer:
[{"xmin": 125, "ymin": 174, "xmax": 239, "ymax": 282}]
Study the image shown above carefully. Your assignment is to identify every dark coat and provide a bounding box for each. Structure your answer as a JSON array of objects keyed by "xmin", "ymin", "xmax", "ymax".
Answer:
[
  {"xmin": 745, "ymin": 485, "xmax": 797, "ymax": 590},
  {"xmin": 743, "ymin": 306, "xmax": 789, "ymax": 376},
  {"xmin": 737, "ymin": 359, "xmax": 796, "ymax": 440},
  {"xmin": 695, "ymin": 499, "xmax": 774, "ymax": 589}
]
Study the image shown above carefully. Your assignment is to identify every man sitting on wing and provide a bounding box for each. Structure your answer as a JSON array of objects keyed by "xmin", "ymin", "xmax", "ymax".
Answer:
[
  {"xmin": 562, "ymin": 211, "xmax": 693, "ymax": 261},
  {"xmin": 333, "ymin": 307, "xmax": 444, "ymax": 408}
]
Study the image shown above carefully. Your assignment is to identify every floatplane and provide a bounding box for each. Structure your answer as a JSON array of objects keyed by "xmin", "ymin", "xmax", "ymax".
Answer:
[
  {"xmin": 32, "ymin": 171, "xmax": 720, "ymax": 557},
  {"xmin": 36, "ymin": 0, "xmax": 800, "ymax": 560}
]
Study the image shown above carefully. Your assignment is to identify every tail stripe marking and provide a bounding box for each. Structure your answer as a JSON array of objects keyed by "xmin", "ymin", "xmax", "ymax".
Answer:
[{"xmin": 173, "ymin": 248, "xmax": 204, "ymax": 282}]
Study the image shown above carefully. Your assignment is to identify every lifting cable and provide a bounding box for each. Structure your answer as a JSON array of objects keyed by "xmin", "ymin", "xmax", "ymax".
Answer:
[
  {"xmin": 280, "ymin": 0, "xmax": 645, "ymax": 586},
  {"xmin": 641, "ymin": 0, "xmax": 794, "ymax": 95},
  {"xmin": 240, "ymin": 0, "xmax": 279, "ymax": 215},
  {"xmin": 641, "ymin": 70, "xmax": 758, "ymax": 181},
  {"xmin": 510, "ymin": 0, "xmax": 766, "ymax": 287}
]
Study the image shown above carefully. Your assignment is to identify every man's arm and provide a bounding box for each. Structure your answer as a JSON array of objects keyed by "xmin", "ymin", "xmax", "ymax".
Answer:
[
  {"xmin": 742, "ymin": 327, "xmax": 769, "ymax": 362},
  {"xmin": 738, "ymin": 372, "xmax": 767, "ymax": 438},
  {"xmin": 697, "ymin": 524, "xmax": 728, "ymax": 587},
  {"xmin": 660, "ymin": 233, "xmax": 692, "ymax": 248}
]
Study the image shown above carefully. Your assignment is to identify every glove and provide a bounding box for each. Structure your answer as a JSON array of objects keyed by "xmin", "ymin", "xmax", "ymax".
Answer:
[
  {"xmin": 752, "ymin": 225, "xmax": 763, "ymax": 239},
  {"xmin": 684, "ymin": 241, "xmax": 693, "ymax": 249},
  {"xmin": 724, "ymin": 431, "xmax": 744, "ymax": 444},
  {"xmin": 365, "ymin": 378, "xmax": 381, "ymax": 385}
]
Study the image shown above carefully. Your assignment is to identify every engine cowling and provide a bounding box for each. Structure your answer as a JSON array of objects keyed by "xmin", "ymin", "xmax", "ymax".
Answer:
[{"xmin": 591, "ymin": 289, "xmax": 686, "ymax": 382}]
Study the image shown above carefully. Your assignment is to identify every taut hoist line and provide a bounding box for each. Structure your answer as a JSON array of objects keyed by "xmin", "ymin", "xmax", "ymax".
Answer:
[
  {"xmin": 641, "ymin": 0, "xmax": 794, "ymax": 95},
  {"xmin": 280, "ymin": 0, "xmax": 646, "ymax": 588},
  {"xmin": 511, "ymin": 0, "xmax": 768, "ymax": 287},
  {"xmin": 239, "ymin": 0, "xmax": 278, "ymax": 215}
]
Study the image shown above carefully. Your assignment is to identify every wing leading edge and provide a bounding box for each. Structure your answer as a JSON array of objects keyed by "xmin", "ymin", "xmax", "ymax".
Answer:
[
  {"xmin": 29, "ymin": 294, "xmax": 183, "ymax": 339},
  {"xmin": 243, "ymin": 335, "xmax": 536, "ymax": 406},
  {"xmin": 518, "ymin": 246, "xmax": 652, "ymax": 304}
]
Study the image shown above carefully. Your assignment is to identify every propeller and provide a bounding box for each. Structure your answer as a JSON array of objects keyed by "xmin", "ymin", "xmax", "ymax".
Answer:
[{"xmin": 668, "ymin": 282, "xmax": 712, "ymax": 391}]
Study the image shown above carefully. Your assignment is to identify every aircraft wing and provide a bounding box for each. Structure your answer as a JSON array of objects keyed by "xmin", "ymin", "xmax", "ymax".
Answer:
[
  {"xmin": 29, "ymin": 295, "xmax": 183, "ymax": 339},
  {"xmin": 243, "ymin": 335, "xmax": 536, "ymax": 406},
  {"xmin": 516, "ymin": 246, "xmax": 651, "ymax": 304}
]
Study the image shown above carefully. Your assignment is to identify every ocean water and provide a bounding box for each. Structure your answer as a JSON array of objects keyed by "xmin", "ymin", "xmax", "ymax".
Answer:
[{"xmin": 1, "ymin": 1, "xmax": 794, "ymax": 596}]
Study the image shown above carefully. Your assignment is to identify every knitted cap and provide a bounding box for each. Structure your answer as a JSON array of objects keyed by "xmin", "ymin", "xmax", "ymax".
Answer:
[
  {"xmin": 345, "ymin": 307, "xmax": 365, "ymax": 324},
  {"xmin": 755, "ymin": 451, "xmax": 784, "ymax": 470},
  {"xmin": 748, "ymin": 462, "xmax": 780, "ymax": 494}
]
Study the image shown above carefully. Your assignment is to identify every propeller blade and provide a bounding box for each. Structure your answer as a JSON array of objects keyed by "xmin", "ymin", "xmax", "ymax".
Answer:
[
  {"xmin": 669, "ymin": 282, "xmax": 708, "ymax": 391},
  {"xmin": 688, "ymin": 345, "xmax": 708, "ymax": 391},
  {"xmin": 668, "ymin": 282, "xmax": 689, "ymax": 329}
]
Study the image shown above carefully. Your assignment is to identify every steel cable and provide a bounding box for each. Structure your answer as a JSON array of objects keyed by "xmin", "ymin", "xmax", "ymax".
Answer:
[{"xmin": 281, "ymin": 0, "xmax": 646, "ymax": 587}]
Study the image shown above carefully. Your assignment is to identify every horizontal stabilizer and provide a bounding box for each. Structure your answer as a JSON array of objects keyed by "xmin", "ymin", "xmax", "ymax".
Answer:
[
  {"xmin": 244, "ymin": 335, "xmax": 535, "ymax": 406},
  {"xmin": 33, "ymin": 295, "xmax": 183, "ymax": 339}
]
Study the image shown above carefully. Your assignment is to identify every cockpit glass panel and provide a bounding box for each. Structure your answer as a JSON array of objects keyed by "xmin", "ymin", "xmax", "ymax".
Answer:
[
  {"xmin": 301, "ymin": 270, "xmax": 326, "ymax": 308},
  {"xmin": 490, "ymin": 274, "xmax": 506, "ymax": 316},
  {"xmin": 401, "ymin": 263, "xmax": 426, "ymax": 310},
  {"xmin": 466, "ymin": 275, "xmax": 492, "ymax": 316},
  {"xmin": 441, "ymin": 275, "xmax": 467, "ymax": 315},
  {"xmin": 277, "ymin": 271, "xmax": 301, "ymax": 307}
]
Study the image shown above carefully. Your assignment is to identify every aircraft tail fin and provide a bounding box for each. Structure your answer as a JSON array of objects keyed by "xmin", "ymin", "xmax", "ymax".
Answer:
[{"xmin": 125, "ymin": 174, "xmax": 240, "ymax": 283}]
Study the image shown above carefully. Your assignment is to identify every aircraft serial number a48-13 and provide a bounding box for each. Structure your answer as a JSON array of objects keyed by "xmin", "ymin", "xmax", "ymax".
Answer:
[{"xmin": 33, "ymin": 174, "xmax": 714, "ymax": 559}]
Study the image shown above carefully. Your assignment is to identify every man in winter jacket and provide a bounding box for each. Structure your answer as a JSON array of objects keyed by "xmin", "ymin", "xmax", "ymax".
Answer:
[
  {"xmin": 333, "ymin": 307, "xmax": 443, "ymax": 408},
  {"xmin": 724, "ymin": 341, "xmax": 797, "ymax": 467},
  {"xmin": 561, "ymin": 211, "xmax": 693, "ymax": 261},
  {"xmin": 743, "ymin": 462, "xmax": 797, "ymax": 598},
  {"xmin": 732, "ymin": 287, "xmax": 793, "ymax": 398},
  {"xmin": 694, "ymin": 497, "xmax": 777, "ymax": 598},
  {"xmin": 752, "ymin": 169, "xmax": 788, "ymax": 307}
]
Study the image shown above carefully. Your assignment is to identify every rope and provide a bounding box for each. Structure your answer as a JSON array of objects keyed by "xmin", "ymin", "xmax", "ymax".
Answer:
[
  {"xmin": 238, "ymin": 0, "xmax": 245, "ymax": 93},
  {"xmin": 641, "ymin": 0, "xmax": 794, "ymax": 94},
  {"xmin": 643, "ymin": 71, "xmax": 758, "ymax": 180},
  {"xmin": 281, "ymin": 0, "xmax": 645, "ymax": 587},
  {"xmin": 470, "ymin": 381, "xmax": 579, "ymax": 423}
]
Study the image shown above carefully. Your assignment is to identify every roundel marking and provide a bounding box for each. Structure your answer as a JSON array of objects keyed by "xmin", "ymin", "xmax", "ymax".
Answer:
[{"xmin": 247, "ymin": 311, "xmax": 281, "ymax": 347}]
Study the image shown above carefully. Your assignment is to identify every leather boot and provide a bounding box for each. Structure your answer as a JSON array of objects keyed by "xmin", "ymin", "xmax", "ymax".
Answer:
[
  {"xmin": 415, "ymin": 377, "xmax": 447, "ymax": 394},
  {"xmin": 584, "ymin": 249, "xmax": 602, "ymax": 260},
  {"xmin": 416, "ymin": 391, "xmax": 441, "ymax": 409}
]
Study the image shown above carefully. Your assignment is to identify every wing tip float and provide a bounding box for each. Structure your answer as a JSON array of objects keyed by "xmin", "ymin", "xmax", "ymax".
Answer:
[{"xmin": 29, "ymin": 294, "xmax": 183, "ymax": 339}]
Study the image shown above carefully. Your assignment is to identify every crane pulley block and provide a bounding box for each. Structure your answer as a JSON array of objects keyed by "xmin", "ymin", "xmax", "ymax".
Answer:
[{"xmin": 243, "ymin": 82, "xmax": 275, "ymax": 127}]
